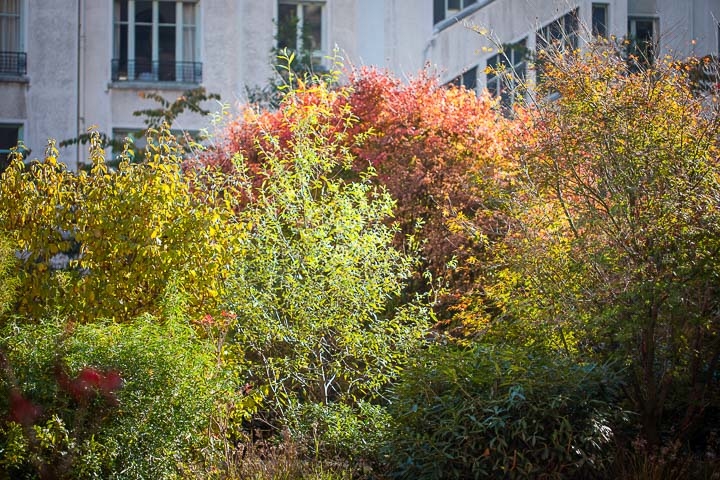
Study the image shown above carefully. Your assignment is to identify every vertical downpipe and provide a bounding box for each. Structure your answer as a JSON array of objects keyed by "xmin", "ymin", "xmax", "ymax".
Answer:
[{"xmin": 75, "ymin": 0, "xmax": 83, "ymax": 169}]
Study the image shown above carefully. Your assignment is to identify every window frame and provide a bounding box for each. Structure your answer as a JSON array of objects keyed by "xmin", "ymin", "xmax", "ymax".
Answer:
[
  {"xmin": 0, "ymin": 0, "xmax": 26, "ymax": 77},
  {"xmin": 112, "ymin": 0, "xmax": 201, "ymax": 84},
  {"xmin": 627, "ymin": 16, "xmax": 659, "ymax": 65},
  {"xmin": 277, "ymin": 0, "xmax": 327, "ymax": 68}
]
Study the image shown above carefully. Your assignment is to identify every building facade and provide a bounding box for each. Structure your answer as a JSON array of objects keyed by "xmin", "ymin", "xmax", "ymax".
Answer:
[{"xmin": 1, "ymin": 0, "xmax": 718, "ymax": 170}]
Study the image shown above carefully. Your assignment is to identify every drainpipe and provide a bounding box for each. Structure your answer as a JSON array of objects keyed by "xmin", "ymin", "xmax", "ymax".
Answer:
[{"xmin": 76, "ymin": 0, "xmax": 83, "ymax": 169}]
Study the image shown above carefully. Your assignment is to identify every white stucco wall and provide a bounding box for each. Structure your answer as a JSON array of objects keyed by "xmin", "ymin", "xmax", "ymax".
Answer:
[
  {"xmin": 424, "ymin": 0, "xmax": 632, "ymax": 85},
  {"xmin": 24, "ymin": 0, "xmax": 78, "ymax": 164},
  {"xmin": 2, "ymin": 0, "xmax": 718, "ymax": 171}
]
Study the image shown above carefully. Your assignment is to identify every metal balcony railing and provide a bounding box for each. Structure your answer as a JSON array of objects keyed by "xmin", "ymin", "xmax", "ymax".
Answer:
[
  {"xmin": 0, "ymin": 52, "xmax": 27, "ymax": 76},
  {"xmin": 111, "ymin": 59, "xmax": 202, "ymax": 84}
]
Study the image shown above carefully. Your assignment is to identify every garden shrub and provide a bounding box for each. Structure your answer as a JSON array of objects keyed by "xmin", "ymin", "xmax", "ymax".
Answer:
[
  {"xmin": 0, "ymin": 234, "xmax": 18, "ymax": 316},
  {"xmin": 0, "ymin": 127, "xmax": 242, "ymax": 323},
  {"xmin": 221, "ymin": 79, "xmax": 429, "ymax": 419},
  {"xmin": 386, "ymin": 344, "xmax": 628, "ymax": 479},
  {"xmin": 203, "ymin": 67, "xmax": 517, "ymax": 318},
  {"xmin": 0, "ymin": 308, "xmax": 236, "ymax": 479},
  {"xmin": 483, "ymin": 42, "xmax": 720, "ymax": 448},
  {"xmin": 285, "ymin": 400, "xmax": 392, "ymax": 470}
]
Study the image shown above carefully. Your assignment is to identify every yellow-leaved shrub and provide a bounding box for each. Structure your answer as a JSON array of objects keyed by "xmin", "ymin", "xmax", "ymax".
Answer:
[{"xmin": 0, "ymin": 127, "xmax": 244, "ymax": 322}]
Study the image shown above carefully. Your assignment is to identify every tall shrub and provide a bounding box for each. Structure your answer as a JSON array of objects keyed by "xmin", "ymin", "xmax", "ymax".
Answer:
[{"xmin": 484, "ymin": 43, "xmax": 720, "ymax": 447}]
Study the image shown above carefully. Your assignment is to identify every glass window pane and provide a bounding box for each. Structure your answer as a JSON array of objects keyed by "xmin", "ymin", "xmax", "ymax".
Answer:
[
  {"xmin": 462, "ymin": 66, "xmax": 477, "ymax": 90},
  {"xmin": 183, "ymin": 3, "xmax": 195, "ymax": 26},
  {"xmin": 434, "ymin": 0, "xmax": 444, "ymax": 24},
  {"xmin": 158, "ymin": 2, "xmax": 176, "ymax": 24},
  {"xmin": 0, "ymin": 126, "xmax": 19, "ymax": 150},
  {"xmin": 635, "ymin": 20, "xmax": 654, "ymax": 42},
  {"xmin": 592, "ymin": 4, "xmax": 608, "ymax": 37},
  {"xmin": 303, "ymin": 4, "xmax": 322, "ymax": 51},
  {"xmin": 115, "ymin": 0, "xmax": 128, "ymax": 22},
  {"xmin": 183, "ymin": 26, "xmax": 195, "ymax": 62},
  {"xmin": 278, "ymin": 4, "xmax": 298, "ymax": 50},
  {"xmin": 135, "ymin": 24, "xmax": 152, "ymax": 74},
  {"xmin": 114, "ymin": 24, "xmax": 127, "ymax": 59},
  {"xmin": 135, "ymin": 1, "xmax": 152, "ymax": 23}
]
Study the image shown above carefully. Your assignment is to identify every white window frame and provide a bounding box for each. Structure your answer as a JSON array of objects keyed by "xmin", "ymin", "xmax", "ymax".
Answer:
[
  {"xmin": 277, "ymin": 1, "xmax": 327, "ymax": 68},
  {"xmin": 113, "ymin": 0, "xmax": 199, "ymax": 83},
  {"xmin": 0, "ymin": 0, "xmax": 25, "ymax": 77}
]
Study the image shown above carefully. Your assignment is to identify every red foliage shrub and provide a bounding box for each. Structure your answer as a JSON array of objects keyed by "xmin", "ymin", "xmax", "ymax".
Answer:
[
  {"xmin": 8, "ymin": 389, "xmax": 41, "ymax": 425},
  {"xmin": 200, "ymin": 68, "xmax": 518, "ymax": 315}
]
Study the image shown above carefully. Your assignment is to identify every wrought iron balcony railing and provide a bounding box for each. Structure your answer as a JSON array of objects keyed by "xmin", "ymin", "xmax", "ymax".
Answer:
[
  {"xmin": 111, "ymin": 59, "xmax": 202, "ymax": 84},
  {"xmin": 0, "ymin": 52, "xmax": 27, "ymax": 76}
]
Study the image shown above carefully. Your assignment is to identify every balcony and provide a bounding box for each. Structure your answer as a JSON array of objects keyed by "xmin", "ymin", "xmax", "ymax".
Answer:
[
  {"xmin": 0, "ymin": 52, "xmax": 27, "ymax": 76},
  {"xmin": 111, "ymin": 59, "xmax": 202, "ymax": 84}
]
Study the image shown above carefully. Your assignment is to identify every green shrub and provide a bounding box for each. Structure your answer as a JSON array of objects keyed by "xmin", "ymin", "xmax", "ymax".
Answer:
[
  {"xmin": 223, "ymin": 81, "xmax": 429, "ymax": 416},
  {"xmin": 0, "ymin": 310, "xmax": 236, "ymax": 479},
  {"xmin": 0, "ymin": 234, "xmax": 18, "ymax": 316},
  {"xmin": 386, "ymin": 344, "xmax": 629, "ymax": 479},
  {"xmin": 286, "ymin": 401, "xmax": 392, "ymax": 468}
]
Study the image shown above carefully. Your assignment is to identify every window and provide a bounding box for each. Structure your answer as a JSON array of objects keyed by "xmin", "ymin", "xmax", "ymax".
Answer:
[
  {"xmin": 277, "ymin": 1, "xmax": 325, "ymax": 68},
  {"xmin": 448, "ymin": 66, "xmax": 478, "ymax": 92},
  {"xmin": 536, "ymin": 9, "xmax": 579, "ymax": 82},
  {"xmin": 592, "ymin": 3, "xmax": 609, "ymax": 38},
  {"xmin": 537, "ymin": 9, "xmax": 579, "ymax": 52},
  {"xmin": 0, "ymin": 124, "xmax": 22, "ymax": 171},
  {"xmin": 113, "ymin": 0, "xmax": 200, "ymax": 83},
  {"xmin": 0, "ymin": 0, "xmax": 26, "ymax": 76},
  {"xmin": 486, "ymin": 41, "xmax": 527, "ymax": 109},
  {"xmin": 628, "ymin": 17, "xmax": 657, "ymax": 65},
  {"xmin": 434, "ymin": 0, "xmax": 478, "ymax": 25}
]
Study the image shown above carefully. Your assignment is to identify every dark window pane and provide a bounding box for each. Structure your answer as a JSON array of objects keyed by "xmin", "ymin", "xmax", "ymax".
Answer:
[
  {"xmin": 303, "ymin": 4, "xmax": 322, "ymax": 51},
  {"xmin": 158, "ymin": 2, "xmax": 176, "ymax": 24},
  {"xmin": 0, "ymin": 126, "xmax": 19, "ymax": 150},
  {"xmin": 115, "ymin": 23, "xmax": 128, "ymax": 60},
  {"xmin": 115, "ymin": 0, "xmax": 128, "ymax": 22},
  {"xmin": 462, "ymin": 66, "xmax": 477, "ymax": 90},
  {"xmin": 434, "ymin": 0, "xmax": 445, "ymax": 24},
  {"xmin": 159, "ymin": 25, "xmax": 176, "ymax": 80},
  {"xmin": 448, "ymin": 0, "xmax": 460, "ymax": 12},
  {"xmin": 135, "ymin": 1, "xmax": 152, "ymax": 23},
  {"xmin": 135, "ymin": 24, "xmax": 152, "ymax": 75},
  {"xmin": 592, "ymin": 4, "xmax": 608, "ymax": 37},
  {"xmin": 278, "ymin": 4, "xmax": 298, "ymax": 50},
  {"xmin": 635, "ymin": 20, "xmax": 654, "ymax": 42}
]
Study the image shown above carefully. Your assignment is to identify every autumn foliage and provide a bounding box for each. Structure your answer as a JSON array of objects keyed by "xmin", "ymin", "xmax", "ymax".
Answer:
[{"xmin": 202, "ymin": 69, "xmax": 517, "ymax": 310}]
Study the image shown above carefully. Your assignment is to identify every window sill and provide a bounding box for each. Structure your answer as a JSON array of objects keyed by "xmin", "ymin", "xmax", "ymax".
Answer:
[
  {"xmin": 108, "ymin": 81, "xmax": 201, "ymax": 91},
  {"xmin": 0, "ymin": 75, "xmax": 29, "ymax": 84},
  {"xmin": 433, "ymin": 0, "xmax": 497, "ymax": 34}
]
